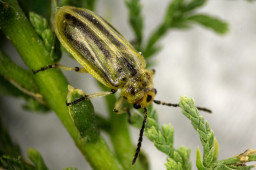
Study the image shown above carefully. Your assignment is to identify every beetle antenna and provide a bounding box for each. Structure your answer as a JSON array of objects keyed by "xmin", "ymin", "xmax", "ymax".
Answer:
[
  {"xmin": 153, "ymin": 100, "xmax": 212, "ymax": 113},
  {"xmin": 132, "ymin": 108, "xmax": 147, "ymax": 165}
]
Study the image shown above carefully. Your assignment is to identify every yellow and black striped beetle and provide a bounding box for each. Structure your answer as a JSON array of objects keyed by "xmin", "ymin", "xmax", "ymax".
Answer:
[{"xmin": 33, "ymin": 6, "xmax": 211, "ymax": 164}]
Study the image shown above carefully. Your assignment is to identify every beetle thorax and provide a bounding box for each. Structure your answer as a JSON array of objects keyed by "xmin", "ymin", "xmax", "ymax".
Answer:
[{"xmin": 121, "ymin": 69, "xmax": 156, "ymax": 108}]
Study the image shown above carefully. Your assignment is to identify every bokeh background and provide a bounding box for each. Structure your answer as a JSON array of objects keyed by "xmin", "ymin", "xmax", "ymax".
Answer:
[{"xmin": 1, "ymin": 0, "xmax": 256, "ymax": 169}]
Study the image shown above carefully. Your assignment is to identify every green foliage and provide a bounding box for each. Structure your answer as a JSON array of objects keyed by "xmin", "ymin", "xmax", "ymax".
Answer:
[
  {"xmin": 179, "ymin": 97, "xmax": 256, "ymax": 169},
  {"xmin": 67, "ymin": 85, "xmax": 99, "ymax": 142},
  {"xmin": 125, "ymin": 0, "xmax": 144, "ymax": 51},
  {"xmin": 186, "ymin": 14, "xmax": 228, "ymax": 34},
  {"xmin": 29, "ymin": 12, "xmax": 48, "ymax": 35},
  {"xmin": 63, "ymin": 167, "xmax": 78, "ymax": 170},
  {"xmin": 131, "ymin": 97, "xmax": 256, "ymax": 169},
  {"xmin": 0, "ymin": 155, "xmax": 35, "ymax": 170},
  {"xmin": 59, "ymin": 0, "xmax": 84, "ymax": 8},
  {"xmin": 83, "ymin": 0, "xmax": 96, "ymax": 11},
  {"xmin": 18, "ymin": 0, "xmax": 51, "ymax": 18},
  {"xmin": 29, "ymin": 12, "xmax": 61, "ymax": 62},
  {"xmin": 165, "ymin": 157, "xmax": 183, "ymax": 170},
  {"xmin": 27, "ymin": 148, "xmax": 48, "ymax": 170},
  {"xmin": 131, "ymin": 105, "xmax": 191, "ymax": 169},
  {"xmin": 182, "ymin": 0, "xmax": 206, "ymax": 12},
  {"xmin": 179, "ymin": 97, "xmax": 217, "ymax": 167},
  {"xmin": 59, "ymin": 0, "xmax": 96, "ymax": 10}
]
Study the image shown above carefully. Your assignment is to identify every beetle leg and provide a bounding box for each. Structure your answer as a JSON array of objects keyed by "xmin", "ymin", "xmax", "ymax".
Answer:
[
  {"xmin": 114, "ymin": 96, "xmax": 133, "ymax": 114},
  {"xmin": 32, "ymin": 64, "xmax": 88, "ymax": 74},
  {"xmin": 113, "ymin": 96, "xmax": 125, "ymax": 113},
  {"xmin": 66, "ymin": 89, "xmax": 116, "ymax": 106}
]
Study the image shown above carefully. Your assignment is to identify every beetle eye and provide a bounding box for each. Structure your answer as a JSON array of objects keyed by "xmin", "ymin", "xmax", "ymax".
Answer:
[
  {"xmin": 146, "ymin": 95, "xmax": 152, "ymax": 102},
  {"xmin": 133, "ymin": 103, "xmax": 141, "ymax": 109}
]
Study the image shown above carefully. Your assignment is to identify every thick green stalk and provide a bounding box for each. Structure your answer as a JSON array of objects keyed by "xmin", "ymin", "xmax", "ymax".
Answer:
[{"xmin": 0, "ymin": 0, "xmax": 122, "ymax": 169}]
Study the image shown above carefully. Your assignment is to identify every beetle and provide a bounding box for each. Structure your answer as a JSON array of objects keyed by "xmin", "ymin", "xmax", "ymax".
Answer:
[{"xmin": 33, "ymin": 6, "xmax": 211, "ymax": 164}]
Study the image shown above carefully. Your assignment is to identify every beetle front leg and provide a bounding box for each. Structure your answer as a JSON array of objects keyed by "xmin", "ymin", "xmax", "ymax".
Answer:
[
  {"xmin": 33, "ymin": 64, "xmax": 88, "ymax": 74},
  {"xmin": 113, "ymin": 97, "xmax": 132, "ymax": 123},
  {"xmin": 66, "ymin": 89, "xmax": 116, "ymax": 106},
  {"xmin": 113, "ymin": 96, "xmax": 126, "ymax": 114}
]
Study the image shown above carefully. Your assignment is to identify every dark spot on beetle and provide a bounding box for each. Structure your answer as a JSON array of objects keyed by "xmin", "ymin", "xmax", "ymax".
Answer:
[
  {"xmin": 133, "ymin": 103, "xmax": 141, "ymax": 109},
  {"xmin": 145, "ymin": 72, "xmax": 150, "ymax": 79},
  {"xmin": 146, "ymin": 95, "xmax": 152, "ymax": 102},
  {"xmin": 143, "ymin": 88, "xmax": 149, "ymax": 92},
  {"xmin": 142, "ymin": 82, "xmax": 148, "ymax": 87},
  {"xmin": 111, "ymin": 89, "xmax": 116, "ymax": 93},
  {"xmin": 130, "ymin": 89, "xmax": 135, "ymax": 95}
]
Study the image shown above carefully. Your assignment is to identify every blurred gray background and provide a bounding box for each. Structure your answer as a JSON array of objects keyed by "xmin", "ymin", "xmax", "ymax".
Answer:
[{"xmin": 1, "ymin": 0, "xmax": 256, "ymax": 169}]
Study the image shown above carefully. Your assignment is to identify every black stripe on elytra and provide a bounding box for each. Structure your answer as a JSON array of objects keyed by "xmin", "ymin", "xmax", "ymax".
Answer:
[
  {"xmin": 62, "ymin": 16, "xmax": 119, "ymax": 87},
  {"xmin": 64, "ymin": 14, "xmax": 110, "ymax": 59},
  {"xmin": 63, "ymin": 27, "xmax": 118, "ymax": 87},
  {"xmin": 121, "ymin": 57, "xmax": 137, "ymax": 76},
  {"xmin": 63, "ymin": 22, "xmax": 95, "ymax": 62},
  {"xmin": 72, "ymin": 9, "xmax": 123, "ymax": 47}
]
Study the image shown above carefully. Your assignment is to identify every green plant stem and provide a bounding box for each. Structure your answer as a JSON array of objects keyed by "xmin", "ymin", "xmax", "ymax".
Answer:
[
  {"xmin": 95, "ymin": 114, "xmax": 111, "ymax": 132},
  {"xmin": 0, "ymin": 50, "xmax": 42, "ymax": 101},
  {"xmin": 100, "ymin": 84, "xmax": 146, "ymax": 170},
  {"xmin": 59, "ymin": 0, "xmax": 96, "ymax": 10},
  {"xmin": 27, "ymin": 148, "xmax": 48, "ymax": 170},
  {"xmin": 0, "ymin": 50, "xmax": 38, "ymax": 93},
  {"xmin": 0, "ymin": 0, "xmax": 122, "ymax": 169},
  {"xmin": 217, "ymin": 157, "xmax": 243, "ymax": 165},
  {"xmin": 215, "ymin": 153, "xmax": 256, "ymax": 166},
  {"xmin": 125, "ymin": 0, "xmax": 143, "ymax": 51}
]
